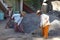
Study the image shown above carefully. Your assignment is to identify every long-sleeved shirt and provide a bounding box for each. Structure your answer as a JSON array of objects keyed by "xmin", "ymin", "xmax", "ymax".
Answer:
[
  {"xmin": 12, "ymin": 14, "xmax": 23, "ymax": 25},
  {"xmin": 40, "ymin": 14, "xmax": 50, "ymax": 27}
]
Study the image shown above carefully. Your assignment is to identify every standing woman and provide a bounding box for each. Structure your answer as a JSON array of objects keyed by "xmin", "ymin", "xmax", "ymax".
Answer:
[
  {"xmin": 5, "ymin": 6, "xmax": 13, "ymax": 28},
  {"xmin": 36, "ymin": 10, "xmax": 50, "ymax": 39}
]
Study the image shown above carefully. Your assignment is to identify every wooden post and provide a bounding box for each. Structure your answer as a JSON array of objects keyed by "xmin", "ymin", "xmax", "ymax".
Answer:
[{"xmin": 20, "ymin": 0, "xmax": 23, "ymax": 13}]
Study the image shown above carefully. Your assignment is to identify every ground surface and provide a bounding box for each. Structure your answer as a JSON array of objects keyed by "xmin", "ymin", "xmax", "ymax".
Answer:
[{"xmin": 0, "ymin": 13, "xmax": 60, "ymax": 40}]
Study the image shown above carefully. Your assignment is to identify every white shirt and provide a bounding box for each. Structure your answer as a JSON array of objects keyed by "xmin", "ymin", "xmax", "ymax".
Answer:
[
  {"xmin": 40, "ymin": 14, "xmax": 50, "ymax": 27},
  {"xmin": 12, "ymin": 14, "xmax": 23, "ymax": 25}
]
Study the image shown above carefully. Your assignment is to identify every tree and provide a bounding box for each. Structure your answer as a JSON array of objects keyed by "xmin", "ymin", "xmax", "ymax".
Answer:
[{"xmin": 24, "ymin": 0, "xmax": 43, "ymax": 11}]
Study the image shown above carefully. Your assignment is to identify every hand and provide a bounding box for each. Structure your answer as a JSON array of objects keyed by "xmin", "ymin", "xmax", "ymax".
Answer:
[
  {"xmin": 47, "ymin": 25, "xmax": 50, "ymax": 27},
  {"xmin": 39, "ymin": 26, "xmax": 42, "ymax": 29},
  {"xmin": 39, "ymin": 26, "xmax": 41, "ymax": 28}
]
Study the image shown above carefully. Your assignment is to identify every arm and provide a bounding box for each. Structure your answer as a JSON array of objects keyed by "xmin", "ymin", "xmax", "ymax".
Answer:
[{"xmin": 43, "ymin": 15, "xmax": 50, "ymax": 27}]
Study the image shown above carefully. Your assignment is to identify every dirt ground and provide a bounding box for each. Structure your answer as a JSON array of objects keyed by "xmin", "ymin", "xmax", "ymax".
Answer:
[{"xmin": 0, "ymin": 13, "xmax": 60, "ymax": 40}]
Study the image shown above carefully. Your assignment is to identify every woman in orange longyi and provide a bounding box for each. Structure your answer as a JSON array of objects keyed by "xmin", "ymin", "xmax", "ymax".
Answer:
[{"xmin": 36, "ymin": 10, "xmax": 50, "ymax": 39}]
